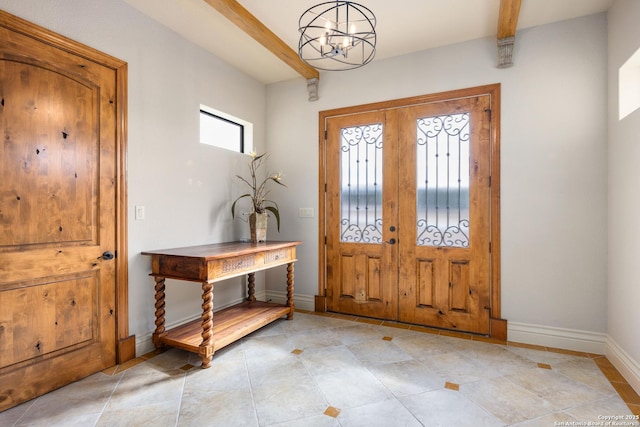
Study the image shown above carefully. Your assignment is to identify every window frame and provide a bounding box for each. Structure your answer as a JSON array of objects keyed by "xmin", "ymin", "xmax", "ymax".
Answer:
[{"xmin": 199, "ymin": 104, "xmax": 253, "ymax": 154}]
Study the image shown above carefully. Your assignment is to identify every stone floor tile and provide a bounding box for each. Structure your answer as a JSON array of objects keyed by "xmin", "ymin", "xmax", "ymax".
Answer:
[
  {"xmin": 252, "ymin": 377, "xmax": 328, "ymax": 426},
  {"xmin": 242, "ymin": 332, "xmax": 296, "ymax": 361},
  {"xmin": 421, "ymin": 351, "xmax": 492, "ymax": 384},
  {"xmin": 564, "ymin": 395, "xmax": 639, "ymax": 424},
  {"xmin": 392, "ymin": 333, "xmax": 458, "ymax": 358},
  {"xmin": 96, "ymin": 400, "xmax": 180, "ymax": 427},
  {"xmin": 367, "ymin": 359, "xmax": 445, "ymax": 397},
  {"xmin": 2, "ymin": 313, "xmax": 635, "ymax": 427},
  {"xmin": 460, "ymin": 376, "xmax": 556, "ymax": 424},
  {"xmin": 300, "ymin": 345, "xmax": 364, "ymax": 376},
  {"xmin": 246, "ymin": 353, "xmax": 309, "ymax": 387},
  {"xmin": 553, "ymin": 357, "xmax": 617, "ymax": 394},
  {"xmin": 509, "ymin": 412, "xmax": 580, "ymax": 427},
  {"xmin": 288, "ymin": 328, "xmax": 343, "ymax": 350},
  {"xmin": 507, "ymin": 345, "xmax": 584, "ymax": 365},
  {"xmin": 338, "ymin": 399, "xmax": 423, "ymax": 427},
  {"xmin": 0, "ymin": 401, "xmax": 33, "ymax": 426},
  {"xmin": 105, "ymin": 370, "xmax": 185, "ymax": 411},
  {"xmin": 265, "ymin": 414, "xmax": 341, "ymax": 427},
  {"xmin": 400, "ymin": 388, "xmax": 504, "ymax": 427},
  {"xmin": 330, "ymin": 324, "xmax": 384, "ymax": 345},
  {"xmin": 507, "ymin": 368, "xmax": 612, "ymax": 411},
  {"xmin": 178, "ymin": 388, "xmax": 258, "ymax": 427},
  {"xmin": 347, "ymin": 338, "xmax": 413, "ymax": 366},
  {"xmin": 183, "ymin": 354, "xmax": 250, "ymax": 393},
  {"xmin": 314, "ymin": 366, "xmax": 393, "ymax": 409}
]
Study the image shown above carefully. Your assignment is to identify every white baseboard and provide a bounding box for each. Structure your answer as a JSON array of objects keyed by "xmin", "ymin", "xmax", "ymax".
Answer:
[
  {"xmin": 507, "ymin": 322, "xmax": 607, "ymax": 355},
  {"xmin": 134, "ymin": 291, "xmax": 319, "ymax": 357},
  {"xmin": 265, "ymin": 290, "xmax": 315, "ymax": 311},
  {"xmin": 606, "ymin": 336, "xmax": 640, "ymax": 395}
]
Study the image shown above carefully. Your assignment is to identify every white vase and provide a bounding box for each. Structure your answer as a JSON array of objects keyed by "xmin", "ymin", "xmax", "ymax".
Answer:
[{"xmin": 249, "ymin": 212, "xmax": 267, "ymax": 243}]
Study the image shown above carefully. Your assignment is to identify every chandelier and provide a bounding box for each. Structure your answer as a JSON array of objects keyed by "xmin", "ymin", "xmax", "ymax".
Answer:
[{"xmin": 298, "ymin": 1, "xmax": 377, "ymax": 71}]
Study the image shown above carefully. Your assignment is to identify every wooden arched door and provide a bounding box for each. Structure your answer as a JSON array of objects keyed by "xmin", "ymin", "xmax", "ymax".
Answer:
[{"xmin": 0, "ymin": 11, "xmax": 130, "ymax": 410}]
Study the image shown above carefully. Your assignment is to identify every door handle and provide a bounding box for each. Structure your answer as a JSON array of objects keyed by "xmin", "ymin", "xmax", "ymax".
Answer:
[{"xmin": 100, "ymin": 251, "xmax": 115, "ymax": 260}]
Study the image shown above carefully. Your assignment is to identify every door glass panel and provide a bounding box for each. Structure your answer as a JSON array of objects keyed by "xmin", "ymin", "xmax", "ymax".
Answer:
[
  {"xmin": 416, "ymin": 113, "xmax": 470, "ymax": 247},
  {"xmin": 340, "ymin": 123, "xmax": 383, "ymax": 243}
]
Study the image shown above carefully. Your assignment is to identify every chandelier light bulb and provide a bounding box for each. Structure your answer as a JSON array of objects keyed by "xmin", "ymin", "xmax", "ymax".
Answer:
[{"xmin": 298, "ymin": 1, "xmax": 377, "ymax": 71}]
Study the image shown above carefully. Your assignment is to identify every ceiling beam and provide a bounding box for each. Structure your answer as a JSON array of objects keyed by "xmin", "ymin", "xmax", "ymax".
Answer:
[
  {"xmin": 202, "ymin": 0, "xmax": 319, "ymax": 81},
  {"xmin": 497, "ymin": 0, "xmax": 522, "ymax": 39},
  {"xmin": 496, "ymin": 0, "xmax": 522, "ymax": 68}
]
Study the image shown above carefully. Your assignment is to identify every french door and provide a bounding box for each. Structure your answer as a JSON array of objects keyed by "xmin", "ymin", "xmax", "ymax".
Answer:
[{"xmin": 323, "ymin": 89, "xmax": 497, "ymax": 334}]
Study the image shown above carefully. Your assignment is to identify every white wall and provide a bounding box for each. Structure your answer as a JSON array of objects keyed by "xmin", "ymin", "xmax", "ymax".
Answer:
[
  {"xmin": 607, "ymin": 0, "xmax": 640, "ymax": 392},
  {"xmin": 0, "ymin": 0, "xmax": 268, "ymax": 353},
  {"xmin": 267, "ymin": 14, "xmax": 609, "ymax": 341},
  {"xmin": 0, "ymin": 1, "xmax": 621, "ymax": 360}
]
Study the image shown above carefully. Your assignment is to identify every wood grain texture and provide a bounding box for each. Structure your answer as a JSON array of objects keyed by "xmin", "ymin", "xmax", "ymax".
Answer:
[
  {"xmin": 143, "ymin": 241, "xmax": 300, "ymax": 283},
  {"xmin": 397, "ymin": 96, "xmax": 491, "ymax": 334},
  {"xmin": 319, "ymin": 85, "xmax": 502, "ymax": 336},
  {"xmin": 324, "ymin": 110, "xmax": 399, "ymax": 321},
  {"xmin": 161, "ymin": 302, "xmax": 291, "ymax": 353},
  {"xmin": 202, "ymin": 0, "xmax": 319, "ymax": 80},
  {"xmin": 498, "ymin": 0, "xmax": 522, "ymax": 39},
  {"xmin": 144, "ymin": 241, "xmax": 300, "ymax": 367},
  {"xmin": 0, "ymin": 9, "xmax": 129, "ymax": 411}
]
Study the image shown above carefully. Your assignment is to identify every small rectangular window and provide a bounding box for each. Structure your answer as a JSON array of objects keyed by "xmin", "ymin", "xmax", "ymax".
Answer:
[{"xmin": 199, "ymin": 105, "xmax": 253, "ymax": 153}]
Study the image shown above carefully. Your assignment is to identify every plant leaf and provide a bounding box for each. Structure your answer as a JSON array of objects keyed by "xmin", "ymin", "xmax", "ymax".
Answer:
[
  {"xmin": 264, "ymin": 205, "xmax": 281, "ymax": 232},
  {"xmin": 268, "ymin": 177, "xmax": 287, "ymax": 187},
  {"xmin": 231, "ymin": 194, "xmax": 251, "ymax": 219}
]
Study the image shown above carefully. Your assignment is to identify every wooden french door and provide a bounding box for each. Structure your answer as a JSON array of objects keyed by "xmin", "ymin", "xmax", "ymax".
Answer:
[
  {"xmin": 325, "ymin": 110, "xmax": 400, "ymax": 320},
  {"xmin": 324, "ymin": 90, "xmax": 495, "ymax": 334},
  {"xmin": 0, "ymin": 11, "xmax": 128, "ymax": 410},
  {"xmin": 396, "ymin": 96, "xmax": 491, "ymax": 333}
]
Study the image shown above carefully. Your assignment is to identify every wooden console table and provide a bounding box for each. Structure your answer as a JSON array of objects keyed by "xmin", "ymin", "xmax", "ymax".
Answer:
[{"xmin": 141, "ymin": 241, "xmax": 301, "ymax": 368}]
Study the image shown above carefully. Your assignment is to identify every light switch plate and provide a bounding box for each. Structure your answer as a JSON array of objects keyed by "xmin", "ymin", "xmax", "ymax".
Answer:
[
  {"xmin": 299, "ymin": 207, "xmax": 314, "ymax": 218},
  {"xmin": 135, "ymin": 205, "xmax": 145, "ymax": 220}
]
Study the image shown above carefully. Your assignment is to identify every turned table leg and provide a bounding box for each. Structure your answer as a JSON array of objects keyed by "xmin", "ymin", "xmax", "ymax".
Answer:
[
  {"xmin": 286, "ymin": 262, "xmax": 295, "ymax": 320},
  {"xmin": 199, "ymin": 281, "xmax": 214, "ymax": 368},
  {"xmin": 152, "ymin": 276, "xmax": 167, "ymax": 350},
  {"xmin": 247, "ymin": 272, "xmax": 256, "ymax": 302}
]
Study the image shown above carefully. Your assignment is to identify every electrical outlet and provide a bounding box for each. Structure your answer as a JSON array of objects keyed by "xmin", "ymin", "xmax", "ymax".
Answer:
[{"xmin": 299, "ymin": 207, "xmax": 314, "ymax": 218}]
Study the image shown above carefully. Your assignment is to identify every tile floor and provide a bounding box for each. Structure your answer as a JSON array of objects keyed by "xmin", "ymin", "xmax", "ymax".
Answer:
[{"xmin": 1, "ymin": 311, "xmax": 639, "ymax": 427}]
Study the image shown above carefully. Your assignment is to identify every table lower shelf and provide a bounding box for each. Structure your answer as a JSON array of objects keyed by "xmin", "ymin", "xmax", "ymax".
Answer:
[{"xmin": 157, "ymin": 300, "xmax": 292, "ymax": 355}]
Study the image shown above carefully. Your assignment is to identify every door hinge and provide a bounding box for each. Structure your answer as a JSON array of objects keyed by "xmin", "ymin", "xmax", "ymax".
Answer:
[
  {"xmin": 324, "ymin": 129, "xmax": 328, "ymax": 140},
  {"xmin": 324, "ymin": 236, "xmax": 327, "ymax": 245},
  {"xmin": 485, "ymin": 108, "xmax": 492, "ymax": 122},
  {"xmin": 324, "ymin": 183, "xmax": 327, "ymax": 192},
  {"xmin": 489, "ymin": 176, "xmax": 492, "ymax": 187},
  {"xmin": 489, "ymin": 242, "xmax": 492, "ymax": 253}
]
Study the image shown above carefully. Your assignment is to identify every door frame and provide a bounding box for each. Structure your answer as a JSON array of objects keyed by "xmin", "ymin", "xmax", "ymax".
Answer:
[
  {"xmin": 0, "ymin": 10, "xmax": 135, "ymax": 362},
  {"xmin": 316, "ymin": 84, "xmax": 506, "ymax": 339}
]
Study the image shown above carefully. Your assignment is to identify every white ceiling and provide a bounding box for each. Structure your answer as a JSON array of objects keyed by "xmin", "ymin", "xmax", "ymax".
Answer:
[{"xmin": 122, "ymin": 0, "xmax": 614, "ymax": 84}]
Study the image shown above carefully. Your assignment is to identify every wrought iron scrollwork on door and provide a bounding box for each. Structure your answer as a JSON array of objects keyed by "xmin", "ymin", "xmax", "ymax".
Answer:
[
  {"xmin": 340, "ymin": 123, "xmax": 383, "ymax": 243},
  {"xmin": 416, "ymin": 113, "xmax": 471, "ymax": 247}
]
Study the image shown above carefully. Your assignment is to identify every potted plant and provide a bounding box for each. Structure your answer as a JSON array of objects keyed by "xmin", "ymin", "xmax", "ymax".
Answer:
[{"xmin": 231, "ymin": 152, "xmax": 286, "ymax": 242}]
